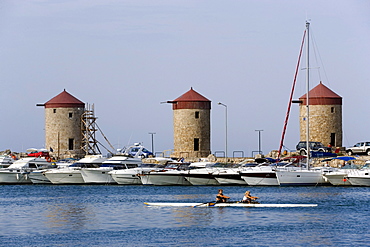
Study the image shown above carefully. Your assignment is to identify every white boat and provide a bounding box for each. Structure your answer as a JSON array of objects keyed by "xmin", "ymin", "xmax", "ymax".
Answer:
[
  {"xmin": 141, "ymin": 162, "xmax": 191, "ymax": 185},
  {"xmin": 107, "ymin": 147, "xmax": 171, "ymax": 185},
  {"xmin": 183, "ymin": 161, "xmax": 220, "ymax": 185},
  {"xmin": 29, "ymin": 159, "xmax": 76, "ymax": 184},
  {"xmin": 212, "ymin": 163, "xmax": 249, "ymax": 185},
  {"xmin": 276, "ymin": 167, "xmax": 334, "ymax": 186},
  {"xmin": 275, "ymin": 22, "xmax": 336, "ymax": 186},
  {"xmin": 82, "ymin": 155, "xmax": 141, "ymax": 184},
  {"xmin": 29, "ymin": 169, "xmax": 54, "ymax": 184},
  {"xmin": 44, "ymin": 155, "xmax": 107, "ymax": 184},
  {"xmin": 346, "ymin": 168, "xmax": 370, "ymax": 186},
  {"xmin": 240, "ymin": 162, "xmax": 299, "ymax": 186},
  {"xmin": 323, "ymin": 164, "xmax": 360, "ymax": 186},
  {"xmin": 0, "ymin": 155, "xmax": 14, "ymax": 168},
  {"xmin": 0, "ymin": 157, "xmax": 52, "ymax": 184},
  {"xmin": 144, "ymin": 202, "xmax": 318, "ymax": 207}
]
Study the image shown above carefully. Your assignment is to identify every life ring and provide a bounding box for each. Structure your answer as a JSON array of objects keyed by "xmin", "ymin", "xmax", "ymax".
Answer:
[{"xmin": 46, "ymin": 157, "xmax": 52, "ymax": 162}]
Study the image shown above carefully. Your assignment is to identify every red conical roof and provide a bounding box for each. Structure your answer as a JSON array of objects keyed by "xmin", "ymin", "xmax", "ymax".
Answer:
[
  {"xmin": 299, "ymin": 82, "xmax": 342, "ymax": 105},
  {"xmin": 172, "ymin": 88, "xmax": 211, "ymax": 110},
  {"xmin": 44, "ymin": 90, "xmax": 85, "ymax": 108},
  {"xmin": 174, "ymin": 87, "xmax": 210, "ymax": 102}
]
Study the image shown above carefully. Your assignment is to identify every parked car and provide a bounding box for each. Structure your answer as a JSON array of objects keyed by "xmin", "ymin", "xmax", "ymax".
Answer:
[
  {"xmin": 296, "ymin": 141, "xmax": 331, "ymax": 155},
  {"xmin": 129, "ymin": 147, "xmax": 154, "ymax": 158},
  {"xmin": 346, "ymin": 142, "xmax": 370, "ymax": 156}
]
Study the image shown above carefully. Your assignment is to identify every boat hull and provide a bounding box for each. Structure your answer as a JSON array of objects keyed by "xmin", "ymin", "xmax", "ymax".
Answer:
[
  {"xmin": 29, "ymin": 171, "xmax": 52, "ymax": 184},
  {"xmin": 144, "ymin": 202, "xmax": 318, "ymax": 207},
  {"xmin": 347, "ymin": 177, "xmax": 370, "ymax": 186},
  {"xmin": 81, "ymin": 168, "xmax": 116, "ymax": 184},
  {"xmin": 276, "ymin": 170, "xmax": 330, "ymax": 186},
  {"xmin": 324, "ymin": 173, "xmax": 351, "ymax": 186},
  {"xmin": 110, "ymin": 168, "xmax": 142, "ymax": 185},
  {"xmin": 144, "ymin": 173, "xmax": 191, "ymax": 186},
  {"xmin": 44, "ymin": 170, "xmax": 85, "ymax": 184},
  {"xmin": 0, "ymin": 171, "xmax": 32, "ymax": 184},
  {"xmin": 241, "ymin": 172, "xmax": 278, "ymax": 186}
]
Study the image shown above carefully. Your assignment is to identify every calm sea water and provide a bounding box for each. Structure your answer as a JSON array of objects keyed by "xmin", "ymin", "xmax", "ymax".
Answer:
[{"xmin": 0, "ymin": 185, "xmax": 369, "ymax": 246}]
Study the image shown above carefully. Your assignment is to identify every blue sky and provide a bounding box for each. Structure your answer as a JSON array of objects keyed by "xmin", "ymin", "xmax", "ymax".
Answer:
[{"xmin": 1, "ymin": 0, "xmax": 369, "ymax": 156}]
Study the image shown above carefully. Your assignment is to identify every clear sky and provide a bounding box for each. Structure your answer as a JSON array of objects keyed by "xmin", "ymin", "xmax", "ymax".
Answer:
[{"xmin": 1, "ymin": 0, "xmax": 369, "ymax": 157}]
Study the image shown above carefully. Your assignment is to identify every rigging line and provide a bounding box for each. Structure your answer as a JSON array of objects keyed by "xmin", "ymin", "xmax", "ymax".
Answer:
[
  {"xmin": 310, "ymin": 27, "xmax": 322, "ymax": 82},
  {"xmin": 277, "ymin": 28, "xmax": 306, "ymax": 160},
  {"xmin": 310, "ymin": 27, "xmax": 331, "ymax": 87},
  {"xmin": 96, "ymin": 139, "xmax": 113, "ymax": 155},
  {"xmin": 95, "ymin": 123, "xmax": 115, "ymax": 152}
]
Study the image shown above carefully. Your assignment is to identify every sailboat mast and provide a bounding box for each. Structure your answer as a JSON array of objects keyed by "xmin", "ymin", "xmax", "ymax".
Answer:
[{"xmin": 305, "ymin": 21, "xmax": 310, "ymax": 169}]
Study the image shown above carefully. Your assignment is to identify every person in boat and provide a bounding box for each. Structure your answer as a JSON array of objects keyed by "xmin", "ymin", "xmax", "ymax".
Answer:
[
  {"xmin": 241, "ymin": 191, "xmax": 259, "ymax": 203},
  {"xmin": 216, "ymin": 189, "xmax": 230, "ymax": 203}
]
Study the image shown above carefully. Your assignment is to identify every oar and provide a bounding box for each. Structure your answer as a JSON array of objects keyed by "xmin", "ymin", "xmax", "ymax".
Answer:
[{"xmin": 192, "ymin": 201, "xmax": 216, "ymax": 208}]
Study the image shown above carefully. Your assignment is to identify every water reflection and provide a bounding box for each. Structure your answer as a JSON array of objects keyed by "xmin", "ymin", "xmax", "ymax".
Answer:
[
  {"xmin": 171, "ymin": 208, "xmax": 213, "ymax": 227},
  {"xmin": 45, "ymin": 203, "xmax": 96, "ymax": 231}
]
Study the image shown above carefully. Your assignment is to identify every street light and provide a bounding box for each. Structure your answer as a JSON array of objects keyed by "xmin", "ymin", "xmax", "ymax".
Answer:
[
  {"xmin": 218, "ymin": 102, "xmax": 227, "ymax": 158},
  {"xmin": 255, "ymin": 130, "xmax": 263, "ymax": 155},
  {"xmin": 148, "ymin": 132, "xmax": 156, "ymax": 153}
]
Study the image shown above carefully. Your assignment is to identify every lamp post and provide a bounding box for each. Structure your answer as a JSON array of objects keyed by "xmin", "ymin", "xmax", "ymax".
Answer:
[
  {"xmin": 148, "ymin": 132, "xmax": 156, "ymax": 153},
  {"xmin": 255, "ymin": 130, "xmax": 263, "ymax": 154},
  {"xmin": 218, "ymin": 102, "xmax": 227, "ymax": 158}
]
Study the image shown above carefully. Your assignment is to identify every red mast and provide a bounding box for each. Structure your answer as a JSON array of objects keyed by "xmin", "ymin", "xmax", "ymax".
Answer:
[{"xmin": 277, "ymin": 29, "xmax": 306, "ymax": 160}]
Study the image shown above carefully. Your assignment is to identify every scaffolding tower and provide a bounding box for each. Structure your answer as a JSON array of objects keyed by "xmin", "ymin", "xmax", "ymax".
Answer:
[{"xmin": 81, "ymin": 104, "xmax": 101, "ymax": 155}]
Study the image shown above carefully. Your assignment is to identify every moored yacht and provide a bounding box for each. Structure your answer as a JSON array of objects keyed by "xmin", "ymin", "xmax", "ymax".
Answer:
[
  {"xmin": 240, "ymin": 162, "xmax": 298, "ymax": 186},
  {"xmin": 0, "ymin": 157, "xmax": 53, "ymax": 184},
  {"xmin": 0, "ymin": 155, "xmax": 14, "ymax": 168},
  {"xmin": 183, "ymin": 161, "xmax": 219, "ymax": 185},
  {"xmin": 81, "ymin": 155, "xmax": 141, "ymax": 184},
  {"xmin": 346, "ymin": 167, "xmax": 370, "ymax": 186},
  {"xmin": 213, "ymin": 163, "xmax": 255, "ymax": 185},
  {"xmin": 323, "ymin": 164, "xmax": 360, "ymax": 186},
  {"xmin": 276, "ymin": 166, "xmax": 334, "ymax": 186},
  {"xmin": 140, "ymin": 162, "xmax": 191, "ymax": 185},
  {"xmin": 44, "ymin": 155, "xmax": 107, "ymax": 184}
]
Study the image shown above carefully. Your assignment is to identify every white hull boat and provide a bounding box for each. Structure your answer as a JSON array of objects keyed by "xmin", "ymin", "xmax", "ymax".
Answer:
[
  {"xmin": 276, "ymin": 168, "xmax": 332, "ymax": 186},
  {"xmin": 44, "ymin": 155, "xmax": 107, "ymax": 184},
  {"xmin": 45, "ymin": 169, "xmax": 85, "ymax": 184},
  {"xmin": 81, "ymin": 167, "xmax": 116, "ymax": 184},
  {"xmin": 144, "ymin": 170, "xmax": 191, "ymax": 185},
  {"xmin": 323, "ymin": 170, "xmax": 357, "ymax": 186},
  {"xmin": 0, "ymin": 157, "xmax": 52, "ymax": 184},
  {"xmin": 242, "ymin": 172, "xmax": 279, "ymax": 186},
  {"xmin": 140, "ymin": 162, "xmax": 191, "ymax": 185},
  {"xmin": 347, "ymin": 169, "xmax": 370, "ymax": 186},
  {"xmin": 144, "ymin": 202, "xmax": 318, "ymax": 208},
  {"xmin": 29, "ymin": 170, "xmax": 52, "ymax": 184},
  {"xmin": 213, "ymin": 170, "xmax": 247, "ymax": 185},
  {"xmin": 184, "ymin": 168, "xmax": 219, "ymax": 185},
  {"xmin": 110, "ymin": 168, "xmax": 142, "ymax": 185}
]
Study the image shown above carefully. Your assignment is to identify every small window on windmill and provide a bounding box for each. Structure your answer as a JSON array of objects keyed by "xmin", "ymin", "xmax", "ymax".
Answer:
[
  {"xmin": 331, "ymin": 107, "xmax": 335, "ymax": 113},
  {"xmin": 69, "ymin": 112, "xmax": 73, "ymax": 119},
  {"xmin": 194, "ymin": 138, "xmax": 199, "ymax": 151},
  {"xmin": 195, "ymin": 111, "xmax": 200, "ymax": 119},
  {"xmin": 68, "ymin": 138, "xmax": 74, "ymax": 150},
  {"xmin": 53, "ymin": 109, "xmax": 56, "ymax": 113}
]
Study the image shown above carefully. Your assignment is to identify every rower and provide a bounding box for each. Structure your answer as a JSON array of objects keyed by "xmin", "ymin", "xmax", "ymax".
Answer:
[
  {"xmin": 241, "ymin": 191, "xmax": 259, "ymax": 203},
  {"xmin": 216, "ymin": 189, "xmax": 230, "ymax": 203}
]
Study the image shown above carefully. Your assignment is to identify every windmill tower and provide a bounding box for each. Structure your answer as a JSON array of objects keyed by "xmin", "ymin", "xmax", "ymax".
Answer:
[
  {"xmin": 37, "ymin": 90, "xmax": 85, "ymax": 159},
  {"xmin": 168, "ymin": 88, "xmax": 211, "ymax": 158},
  {"xmin": 299, "ymin": 82, "xmax": 342, "ymax": 147}
]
